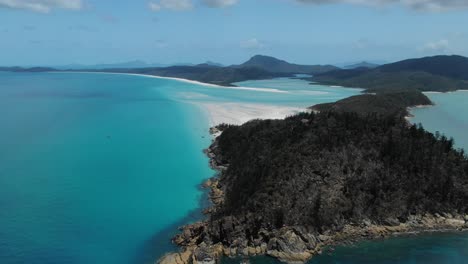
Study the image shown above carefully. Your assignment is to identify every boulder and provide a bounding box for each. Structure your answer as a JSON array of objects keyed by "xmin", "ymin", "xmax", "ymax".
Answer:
[
  {"xmin": 383, "ymin": 218, "xmax": 401, "ymax": 227},
  {"xmin": 445, "ymin": 219, "xmax": 465, "ymax": 227},
  {"xmin": 159, "ymin": 249, "xmax": 193, "ymax": 264},
  {"xmin": 266, "ymin": 229, "xmax": 313, "ymax": 263}
]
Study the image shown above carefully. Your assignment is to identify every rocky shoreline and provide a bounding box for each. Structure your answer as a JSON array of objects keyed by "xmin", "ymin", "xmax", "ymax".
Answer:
[{"xmin": 158, "ymin": 126, "xmax": 468, "ymax": 264}]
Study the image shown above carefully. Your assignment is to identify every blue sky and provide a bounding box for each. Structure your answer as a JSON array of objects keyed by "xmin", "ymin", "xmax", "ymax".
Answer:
[{"xmin": 1, "ymin": 0, "xmax": 468, "ymax": 66}]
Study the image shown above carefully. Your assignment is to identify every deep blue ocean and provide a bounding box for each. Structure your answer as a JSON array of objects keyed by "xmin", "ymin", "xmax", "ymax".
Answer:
[{"xmin": 0, "ymin": 72, "xmax": 359, "ymax": 264}]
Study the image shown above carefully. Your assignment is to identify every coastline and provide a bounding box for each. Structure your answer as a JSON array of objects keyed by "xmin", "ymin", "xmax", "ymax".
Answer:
[
  {"xmin": 51, "ymin": 71, "xmax": 289, "ymax": 94},
  {"xmin": 159, "ymin": 131, "xmax": 468, "ymax": 264},
  {"xmin": 405, "ymin": 104, "xmax": 434, "ymax": 119},
  {"xmin": 157, "ymin": 87, "xmax": 468, "ymax": 264},
  {"xmin": 195, "ymin": 102, "xmax": 308, "ymax": 127}
]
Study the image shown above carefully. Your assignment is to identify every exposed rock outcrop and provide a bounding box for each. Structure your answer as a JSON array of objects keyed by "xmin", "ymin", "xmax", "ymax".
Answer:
[{"xmin": 159, "ymin": 110, "xmax": 468, "ymax": 264}]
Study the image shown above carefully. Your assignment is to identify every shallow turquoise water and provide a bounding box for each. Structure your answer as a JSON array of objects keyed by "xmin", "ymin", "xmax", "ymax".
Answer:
[
  {"xmin": 411, "ymin": 91, "xmax": 468, "ymax": 151},
  {"xmin": 223, "ymin": 232, "xmax": 468, "ymax": 264},
  {"xmin": 0, "ymin": 72, "xmax": 214, "ymax": 264},
  {"xmin": 0, "ymin": 72, "xmax": 360, "ymax": 264},
  {"xmin": 4, "ymin": 72, "xmax": 466, "ymax": 264}
]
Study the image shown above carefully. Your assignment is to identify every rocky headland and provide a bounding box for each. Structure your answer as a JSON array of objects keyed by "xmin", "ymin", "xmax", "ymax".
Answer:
[{"xmin": 159, "ymin": 92, "xmax": 468, "ymax": 264}]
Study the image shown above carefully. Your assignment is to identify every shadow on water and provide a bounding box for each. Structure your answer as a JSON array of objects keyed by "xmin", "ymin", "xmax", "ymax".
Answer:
[{"xmin": 133, "ymin": 181, "xmax": 213, "ymax": 264}]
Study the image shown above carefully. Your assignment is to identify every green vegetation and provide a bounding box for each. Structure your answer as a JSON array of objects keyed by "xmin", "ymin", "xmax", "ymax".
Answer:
[
  {"xmin": 311, "ymin": 55, "xmax": 468, "ymax": 92},
  {"xmin": 312, "ymin": 90, "xmax": 433, "ymax": 117},
  {"xmin": 1, "ymin": 55, "xmax": 338, "ymax": 86},
  {"xmin": 202, "ymin": 105, "xmax": 468, "ymax": 251},
  {"xmin": 180, "ymin": 88, "xmax": 468, "ymax": 262},
  {"xmin": 234, "ymin": 55, "xmax": 338, "ymax": 74},
  {"xmin": 102, "ymin": 55, "xmax": 338, "ymax": 86},
  {"xmin": 214, "ymin": 111, "xmax": 468, "ymax": 230}
]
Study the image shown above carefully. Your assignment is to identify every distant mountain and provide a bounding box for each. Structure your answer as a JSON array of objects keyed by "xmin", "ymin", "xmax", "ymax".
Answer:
[
  {"xmin": 196, "ymin": 61, "xmax": 224, "ymax": 68},
  {"xmin": 311, "ymin": 55, "xmax": 468, "ymax": 92},
  {"xmin": 204, "ymin": 61, "xmax": 224, "ymax": 67},
  {"xmin": 54, "ymin": 60, "xmax": 169, "ymax": 70},
  {"xmin": 82, "ymin": 56, "xmax": 336, "ymax": 85},
  {"xmin": 378, "ymin": 55, "xmax": 468, "ymax": 80},
  {"xmin": 344, "ymin": 61, "xmax": 379, "ymax": 69},
  {"xmin": 336, "ymin": 60, "xmax": 386, "ymax": 68},
  {"xmin": 235, "ymin": 55, "xmax": 338, "ymax": 74},
  {"xmin": 0, "ymin": 66, "xmax": 56, "ymax": 72}
]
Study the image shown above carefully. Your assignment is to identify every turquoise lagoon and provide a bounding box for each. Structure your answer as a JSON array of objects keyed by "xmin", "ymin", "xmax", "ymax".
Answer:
[
  {"xmin": 0, "ymin": 72, "xmax": 359, "ymax": 264},
  {"xmin": 410, "ymin": 91, "xmax": 468, "ymax": 151},
  {"xmin": 2, "ymin": 71, "xmax": 467, "ymax": 264}
]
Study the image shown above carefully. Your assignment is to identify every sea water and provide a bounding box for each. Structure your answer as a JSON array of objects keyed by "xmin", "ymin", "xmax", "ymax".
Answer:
[
  {"xmin": 0, "ymin": 72, "xmax": 360, "ymax": 264},
  {"xmin": 411, "ymin": 91, "xmax": 468, "ymax": 151},
  {"xmin": 3, "ymin": 72, "xmax": 466, "ymax": 264}
]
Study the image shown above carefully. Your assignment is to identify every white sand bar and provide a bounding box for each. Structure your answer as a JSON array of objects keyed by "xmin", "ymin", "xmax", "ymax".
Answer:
[{"xmin": 199, "ymin": 102, "xmax": 308, "ymax": 126}]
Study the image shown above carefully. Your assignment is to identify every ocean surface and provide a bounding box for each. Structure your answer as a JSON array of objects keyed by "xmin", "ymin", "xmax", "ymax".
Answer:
[
  {"xmin": 0, "ymin": 72, "xmax": 360, "ymax": 264},
  {"xmin": 410, "ymin": 91, "xmax": 468, "ymax": 151},
  {"xmin": 223, "ymin": 232, "xmax": 468, "ymax": 264}
]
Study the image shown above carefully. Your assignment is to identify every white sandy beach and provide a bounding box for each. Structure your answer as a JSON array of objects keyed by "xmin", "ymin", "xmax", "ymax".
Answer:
[
  {"xmin": 57, "ymin": 71, "xmax": 309, "ymax": 127},
  {"xmin": 198, "ymin": 102, "xmax": 308, "ymax": 126},
  {"xmin": 66, "ymin": 71, "xmax": 289, "ymax": 94}
]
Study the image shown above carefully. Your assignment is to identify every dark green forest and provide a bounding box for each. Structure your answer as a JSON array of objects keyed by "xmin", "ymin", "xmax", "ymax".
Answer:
[
  {"xmin": 310, "ymin": 55, "xmax": 468, "ymax": 92},
  {"xmin": 207, "ymin": 110, "xmax": 468, "ymax": 241},
  {"xmin": 312, "ymin": 90, "xmax": 433, "ymax": 117}
]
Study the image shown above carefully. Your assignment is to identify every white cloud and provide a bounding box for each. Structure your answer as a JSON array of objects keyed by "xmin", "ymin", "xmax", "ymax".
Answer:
[
  {"xmin": 295, "ymin": 0, "xmax": 468, "ymax": 12},
  {"xmin": 202, "ymin": 0, "xmax": 238, "ymax": 8},
  {"xmin": 420, "ymin": 39, "xmax": 449, "ymax": 53},
  {"xmin": 148, "ymin": 1, "xmax": 161, "ymax": 11},
  {"xmin": 148, "ymin": 0, "xmax": 192, "ymax": 11},
  {"xmin": 0, "ymin": 0, "xmax": 82, "ymax": 13},
  {"xmin": 148, "ymin": 0, "xmax": 238, "ymax": 12},
  {"xmin": 240, "ymin": 38, "xmax": 265, "ymax": 49}
]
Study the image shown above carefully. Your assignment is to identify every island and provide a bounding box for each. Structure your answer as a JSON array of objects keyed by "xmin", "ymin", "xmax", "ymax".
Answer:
[
  {"xmin": 308, "ymin": 55, "xmax": 468, "ymax": 93},
  {"xmin": 159, "ymin": 89, "xmax": 468, "ymax": 264},
  {"xmin": 0, "ymin": 55, "xmax": 337, "ymax": 87},
  {"xmin": 3, "ymin": 54, "xmax": 468, "ymax": 264}
]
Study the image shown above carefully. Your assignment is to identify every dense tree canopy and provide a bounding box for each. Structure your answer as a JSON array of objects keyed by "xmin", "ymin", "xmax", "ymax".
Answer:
[{"xmin": 211, "ymin": 111, "xmax": 468, "ymax": 234}]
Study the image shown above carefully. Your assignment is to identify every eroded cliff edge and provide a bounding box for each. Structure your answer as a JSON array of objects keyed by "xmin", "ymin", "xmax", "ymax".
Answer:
[{"xmin": 159, "ymin": 91, "xmax": 468, "ymax": 264}]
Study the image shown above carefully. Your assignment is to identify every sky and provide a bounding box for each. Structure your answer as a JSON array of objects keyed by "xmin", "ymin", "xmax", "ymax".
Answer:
[{"xmin": 1, "ymin": 0, "xmax": 468, "ymax": 66}]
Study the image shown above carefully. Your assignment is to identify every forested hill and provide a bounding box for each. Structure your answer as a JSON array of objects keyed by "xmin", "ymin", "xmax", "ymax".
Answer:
[
  {"xmin": 0, "ymin": 55, "xmax": 337, "ymax": 86},
  {"xmin": 213, "ymin": 111, "xmax": 468, "ymax": 225},
  {"xmin": 379, "ymin": 55, "xmax": 468, "ymax": 79},
  {"xmin": 310, "ymin": 55, "xmax": 468, "ymax": 92},
  {"xmin": 312, "ymin": 90, "xmax": 433, "ymax": 117},
  {"xmin": 166, "ymin": 88, "xmax": 468, "ymax": 263},
  {"xmin": 233, "ymin": 55, "xmax": 338, "ymax": 74},
  {"xmin": 188, "ymin": 98, "xmax": 468, "ymax": 263},
  {"xmin": 98, "ymin": 55, "xmax": 337, "ymax": 85}
]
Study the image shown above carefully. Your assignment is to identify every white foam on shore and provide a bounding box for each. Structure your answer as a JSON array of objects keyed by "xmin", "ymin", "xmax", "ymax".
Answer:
[{"xmin": 197, "ymin": 102, "xmax": 308, "ymax": 126}]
